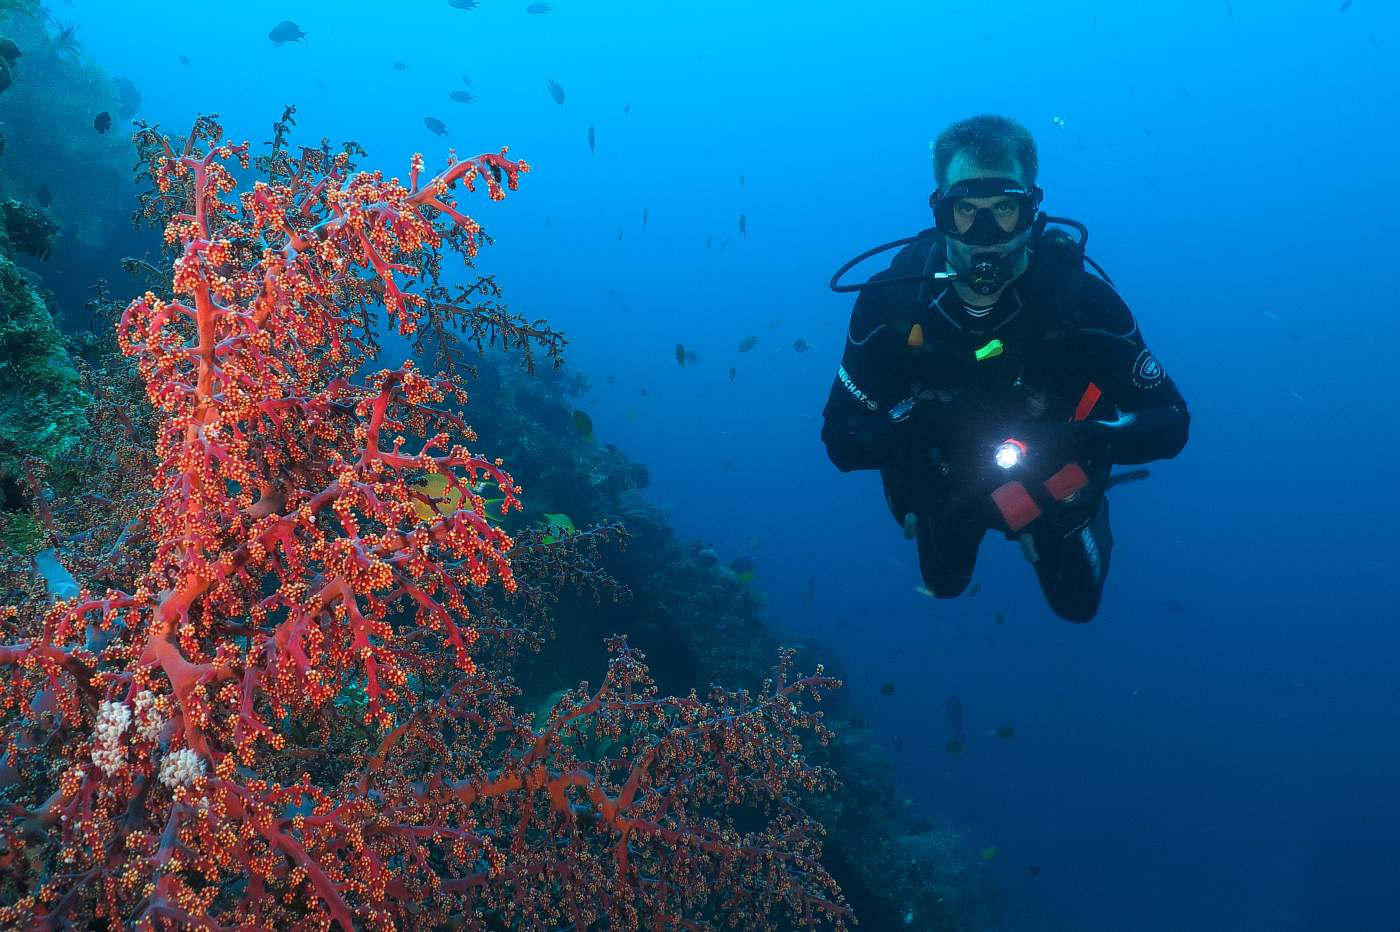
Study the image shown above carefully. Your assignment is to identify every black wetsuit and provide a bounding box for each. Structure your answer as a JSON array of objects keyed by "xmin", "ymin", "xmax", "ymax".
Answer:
[{"xmin": 821, "ymin": 229, "xmax": 1189, "ymax": 622}]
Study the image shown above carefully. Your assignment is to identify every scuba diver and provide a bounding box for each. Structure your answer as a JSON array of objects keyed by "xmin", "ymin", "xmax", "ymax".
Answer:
[{"xmin": 822, "ymin": 114, "xmax": 1189, "ymax": 622}]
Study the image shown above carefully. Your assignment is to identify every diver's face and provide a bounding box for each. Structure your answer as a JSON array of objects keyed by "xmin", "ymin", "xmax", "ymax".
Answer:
[{"xmin": 940, "ymin": 153, "xmax": 1030, "ymax": 240}]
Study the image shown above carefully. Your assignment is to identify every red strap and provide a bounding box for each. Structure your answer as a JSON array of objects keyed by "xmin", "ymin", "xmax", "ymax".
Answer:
[
  {"xmin": 1073, "ymin": 382, "xmax": 1102, "ymax": 422},
  {"xmin": 991, "ymin": 482, "xmax": 1041, "ymax": 533},
  {"xmin": 1043, "ymin": 462, "xmax": 1089, "ymax": 502}
]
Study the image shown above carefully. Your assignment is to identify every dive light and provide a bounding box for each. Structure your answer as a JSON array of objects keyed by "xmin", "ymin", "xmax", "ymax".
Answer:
[{"xmin": 994, "ymin": 438, "xmax": 1027, "ymax": 470}]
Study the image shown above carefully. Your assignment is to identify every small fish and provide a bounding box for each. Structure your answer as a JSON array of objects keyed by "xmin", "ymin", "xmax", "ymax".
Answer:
[
  {"xmin": 945, "ymin": 738, "xmax": 965, "ymax": 755},
  {"xmin": 738, "ymin": 213, "xmax": 748, "ymax": 236},
  {"xmin": 393, "ymin": 60, "xmax": 407, "ymax": 71},
  {"xmin": 526, "ymin": 1, "xmax": 554, "ymax": 11},
  {"xmin": 684, "ymin": 348, "xmax": 700, "ymax": 365},
  {"xmin": 981, "ymin": 847, "xmax": 999, "ymax": 861},
  {"xmin": 893, "ymin": 736, "xmax": 904, "ymax": 751},
  {"xmin": 739, "ymin": 172, "xmax": 745, "ymax": 187},
  {"xmin": 623, "ymin": 102, "xmax": 630, "ymax": 115},
  {"xmin": 995, "ymin": 612, "xmax": 1005, "ymax": 625},
  {"xmin": 447, "ymin": 0, "xmax": 483, "ymax": 8},
  {"xmin": 1371, "ymin": 34, "xmax": 1381, "ymax": 49},
  {"xmin": 1163, "ymin": 597, "xmax": 1188, "ymax": 613},
  {"xmin": 545, "ymin": 217, "xmax": 552, "ymax": 229},
  {"xmin": 737, "ymin": 335, "xmax": 758, "ymax": 353},
  {"xmin": 766, "ymin": 316, "xmax": 782, "ymax": 330},
  {"xmin": 675, "ymin": 343, "xmax": 687, "ymax": 367},
  {"xmin": 36, "ymin": 183, "xmax": 52, "ymax": 207},
  {"xmin": 969, "ymin": 582, "xmax": 981, "ymax": 596},
  {"xmin": 587, "ymin": 122, "xmax": 595, "ymax": 154},
  {"xmin": 93, "ymin": 111, "xmax": 112, "ymax": 133},
  {"xmin": 639, "ymin": 387, "xmax": 649, "ymax": 397},
  {"xmin": 449, "ymin": 90, "xmax": 477, "ymax": 103},
  {"xmin": 616, "ymin": 227, "xmax": 624, "ymax": 241},
  {"xmin": 642, "ymin": 207, "xmax": 648, "ymax": 229},
  {"xmin": 460, "ymin": 73, "xmax": 473, "ymax": 86},
  {"xmin": 697, "ymin": 48, "xmax": 714, "ymax": 60},
  {"xmin": 539, "ymin": 512, "xmax": 575, "ymax": 545},
  {"xmin": 880, "ymin": 681, "xmax": 896, "ymax": 696},
  {"xmin": 705, "ymin": 234, "xmax": 712, "ymax": 252},
  {"xmin": 991, "ymin": 725, "xmax": 1016, "ymax": 740},
  {"xmin": 1051, "ymin": 115, "xmax": 1066, "ymax": 129},
  {"xmin": 625, "ymin": 407, "xmax": 637, "ymax": 421},
  {"xmin": 1028, "ymin": 865, "xmax": 1042, "ymax": 878},
  {"xmin": 423, "ymin": 116, "xmax": 451, "ymax": 136},
  {"xmin": 792, "ymin": 338, "xmax": 813, "ymax": 354},
  {"xmin": 1339, "ymin": 0, "xmax": 1352, "ymax": 11},
  {"xmin": 735, "ymin": 569, "xmax": 756, "ymax": 584},
  {"xmin": 546, "ymin": 76, "xmax": 566, "ymax": 105},
  {"xmin": 570, "ymin": 409, "xmax": 594, "ymax": 439},
  {"xmin": 268, "ymin": 20, "xmax": 307, "ymax": 44},
  {"xmin": 178, "ymin": 55, "xmax": 191, "ymax": 66},
  {"xmin": 605, "ymin": 375, "xmax": 616, "ymax": 384},
  {"xmin": 727, "ymin": 366, "xmax": 736, "ymax": 383}
]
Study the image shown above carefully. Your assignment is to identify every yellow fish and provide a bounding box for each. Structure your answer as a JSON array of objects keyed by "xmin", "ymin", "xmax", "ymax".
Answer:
[{"xmin": 410, "ymin": 473, "xmax": 465, "ymax": 522}]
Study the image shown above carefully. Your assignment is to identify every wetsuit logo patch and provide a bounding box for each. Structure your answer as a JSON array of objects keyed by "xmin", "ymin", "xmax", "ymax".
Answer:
[
  {"xmin": 838, "ymin": 365, "xmax": 879, "ymax": 411},
  {"xmin": 1132, "ymin": 350, "xmax": 1164, "ymax": 388}
]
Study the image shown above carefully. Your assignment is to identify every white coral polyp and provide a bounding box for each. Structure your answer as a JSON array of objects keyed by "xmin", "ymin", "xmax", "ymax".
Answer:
[
  {"xmin": 132, "ymin": 690, "xmax": 166, "ymax": 742},
  {"xmin": 159, "ymin": 748, "xmax": 206, "ymax": 789},
  {"xmin": 91, "ymin": 700, "xmax": 133, "ymax": 776}
]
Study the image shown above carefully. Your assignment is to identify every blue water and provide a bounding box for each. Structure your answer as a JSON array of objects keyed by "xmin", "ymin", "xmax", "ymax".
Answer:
[{"xmin": 58, "ymin": 0, "xmax": 1400, "ymax": 928}]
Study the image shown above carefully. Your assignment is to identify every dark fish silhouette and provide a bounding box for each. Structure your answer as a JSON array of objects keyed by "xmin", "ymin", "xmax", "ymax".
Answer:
[
  {"xmin": 449, "ymin": 90, "xmax": 476, "ymax": 103},
  {"xmin": 623, "ymin": 102, "xmax": 630, "ymax": 115},
  {"xmin": 675, "ymin": 343, "xmax": 686, "ymax": 367},
  {"xmin": 587, "ymin": 122, "xmax": 595, "ymax": 154},
  {"xmin": 178, "ymin": 55, "xmax": 190, "ymax": 66},
  {"xmin": 1339, "ymin": 0, "xmax": 1352, "ymax": 10},
  {"xmin": 93, "ymin": 111, "xmax": 112, "ymax": 133},
  {"xmin": 1028, "ymin": 865, "xmax": 1042, "ymax": 878},
  {"xmin": 946, "ymin": 696, "xmax": 965, "ymax": 736},
  {"xmin": 570, "ymin": 409, "xmax": 593, "ymax": 439},
  {"xmin": 739, "ymin": 172, "xmax": 745, "ymax": 187},
  {"xmin": 460, "ymin": 73, "xmax": 472, "ymax": 85},
  {"xmin": 447, "ymin": 0, "xmax": 483, "ymax": 8},
  {"xmin": 546, "ymin": 76, "xmax": 566, "ymax": 105},
  {"xmin": 880, "ymin": 682, "xmax": 895, "ymax": 696},
  {"xmin": 392, "ymin": 60, "xmax": 407, "ymax": 71},
  {"xmin": 526, "ymin": 2, "xmax": 554, "ymax": 11},
  {"xmin": 423, "ymin": 117, "xmax": 451, "ymax": 136},
  {"xmin": 642, "ymin": 207, "xmax": 648, "ymax": 229},
  {"xmin": 738, "ymin": 212, "xmax": 747, "ymax": 236},
  {"xmin": 792, "ymin": 338, "xmax": 812, "ymax": 354},
  {"xmin": 268, "ymin": 20, "xmax": 308, "ymax": 44},
  {"xmin": 737, "ymin": 335, "xmax": 758, "ymax": 353},
  {"xmin": 36, "ymin": 183, "xmax": 52, "ymax": 207},
  {"xmin": 728, "ymin": 367, "xmax": 736, "ymax": 383}
]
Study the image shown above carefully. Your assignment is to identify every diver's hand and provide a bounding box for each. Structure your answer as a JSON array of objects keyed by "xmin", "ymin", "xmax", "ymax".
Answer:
[{"xmin": 1003, "ymin": 420, "xmax": 1088, "ymax": 471}]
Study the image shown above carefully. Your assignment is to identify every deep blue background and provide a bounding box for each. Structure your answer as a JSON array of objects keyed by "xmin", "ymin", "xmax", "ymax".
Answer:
[{"xmin": 57, "ymin": 0, "xmax": 1400, "ymax": 928}]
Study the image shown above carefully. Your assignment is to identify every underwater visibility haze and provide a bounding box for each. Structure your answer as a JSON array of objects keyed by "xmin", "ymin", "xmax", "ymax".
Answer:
[{"xmin": 0, "ymin": 0, "xmax": 1396, "ymax": 929}]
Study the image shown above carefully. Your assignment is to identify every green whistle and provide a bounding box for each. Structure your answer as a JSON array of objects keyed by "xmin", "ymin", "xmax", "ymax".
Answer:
[{"xmin": 974, "ymin": 339, "xmax": 1004, "ymax": 362}]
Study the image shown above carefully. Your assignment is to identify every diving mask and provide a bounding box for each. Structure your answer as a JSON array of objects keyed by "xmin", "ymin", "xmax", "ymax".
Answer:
[{"xmin": 930, "ymin": 177, "xmax": 1044, "ymax": 247}]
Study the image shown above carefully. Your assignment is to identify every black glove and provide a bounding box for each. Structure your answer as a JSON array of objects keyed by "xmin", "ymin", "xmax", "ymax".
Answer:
[{"xmin": 1003, "ymin": 419, "xmax": 1097, "ymax": 472}]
